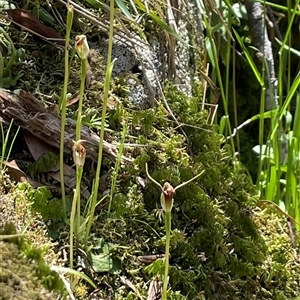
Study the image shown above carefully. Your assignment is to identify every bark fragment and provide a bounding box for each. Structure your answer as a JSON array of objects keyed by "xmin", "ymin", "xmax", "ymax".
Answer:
[{"xmin": 0, "ymin": 89, "xmax": 132, "ymax": 164}]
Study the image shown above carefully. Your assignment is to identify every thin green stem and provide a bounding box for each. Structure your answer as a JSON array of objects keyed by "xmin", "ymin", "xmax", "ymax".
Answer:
[
  {"xmin": 76, "ymin": 166, "xmax": 83, "ymax": 236},
  {"xmin": 225, "ymin": 8, "xmax": 231, "ymax": 124},
  {"xmin": 108, "ymin": 120, "xmax": 128, "ymax": 216},
  {"xmin": 76, "ymin": 58, "xmax": 87, "ymax": 140},
  {"xmin": 73, "ymin": 50, "xmax": 87, "ymax": 240},
  {"xmin": 60, "ymin": 5, "xmax": 74, "ymax": 218},
  {"xmin": 85, "ymin": 0, "xmax": 115, "ymax": 244},
  {"xmin": 205, "ymin": 20, "xmax": 235, "ymax": 153},
  {"xmin": 0, "ymin": 50, "xmax": 3, "ymax": 87},
  {"xmin": 0, "ymin": 120, "xmax": 19, "ymax": 171},
  {"xmin": 0, "ymin": 27, "xmax": 16, "ymax": 77},
  {"xmin": 162, "ymin": 211, "xmax": 171, "ymax": 300},
  {"xmin": 256, "ymin": 90, "xmax": 266, "ymax": 194},
  {"xmin": 70, "ymin": 188, "xmax": 77, "ymax": 269}
]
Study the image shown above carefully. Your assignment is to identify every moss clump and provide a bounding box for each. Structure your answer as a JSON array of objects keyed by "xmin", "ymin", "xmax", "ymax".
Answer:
[
  {"xmin": 253, "ymin": 206, "xmax": 300, "ymax": 299},
  {"xmin": 0, "ymin": 241, "xmax": 55, "ymax": 300},
  {"xmin": 0, "ymin": 176, "xmax": 64, "ymax": 299},
  {"xmin": 87, "ymin": 83, "xmax": 300, "ymax": 300}
]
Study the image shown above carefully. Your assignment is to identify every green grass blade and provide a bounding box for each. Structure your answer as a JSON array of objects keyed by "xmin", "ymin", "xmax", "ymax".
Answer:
[
  {"xmin": 233, "ymin": 29, "xmax": 264, "ymax": 86},
  {"xmin": 270, "ymin": 73, "xmax": 300, "ymax": 140},
  {"xmin": 205, "ymin": 37, "xmax": 217, "ymax": 68},
  {"xmin": 132, "ymin": 0, "xmax": 189, "ymax": 46},
  {"xmin": 115, "ymin": 0, "xmax": 133, "ymax": 19},
  {"xmin": 276, "ymin": 38, "xmax": 300, "ymax": 57}
]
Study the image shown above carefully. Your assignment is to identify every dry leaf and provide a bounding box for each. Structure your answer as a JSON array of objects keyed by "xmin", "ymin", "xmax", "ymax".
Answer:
[
  {"xmin": 3, "ymin": 160, "xmax": 40, "ymax": 188},
  {"xmin": 48, "ymin": 165, "xmax": 90, "ymax": 200},
  {"xmin": 5, "ymin": 9, "xmax": 64, "ymax": 45},
  {"xmin": 23, "ymin": 129, "xmax": 58, "ymax": 161},
  {"xmin": 66, "ymin": 91, "xmax": 80, "ymax": 107},
  {"xmin": 23, "ymin": 131, "xmax": 90, "ymax": 199},
  {"xmin": 147, "ymin": 278, "xmax": 161, "ymax": 300}
]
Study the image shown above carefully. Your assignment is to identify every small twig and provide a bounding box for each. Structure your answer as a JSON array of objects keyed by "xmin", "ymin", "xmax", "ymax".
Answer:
[
  {"xmin": 117, "ymin": 19, "xmax": 189, "ymax": 142},
  {"xmin": 138, "ymin": 254, "xmax": 168, "ymax": 264},
  {"xmin": 287, "ymin": 218, "xmax": 295, "ymax": 246},
  {"xmin": 56, "ymin": 0, "xmax": 150, "ymax": 49}
]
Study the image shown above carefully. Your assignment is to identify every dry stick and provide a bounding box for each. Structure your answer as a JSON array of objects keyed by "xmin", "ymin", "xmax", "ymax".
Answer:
[
  {"xmin": 147, "ymin": 277, "xmax": 161, "ymax": 300},
  {"xmin": 204, "ymin": 0, "xmax": 235, "ymax": 41},
  {"xmin": 267, "ymin": 6, "xmax": 283, "ymax": 41},
  {"xmin": 143, "ymin": 57, "xmax": 189, "ymax": 144},
  {"xmin": 0, "ymin": 234, "xmax": 28, "ymax": 240},
  {"xmin": 165, "ymin": 0, "xmax": 179, "ymax": 79},
  {"xmin": 231, "ymin": 41, "xmax": 241, "ymax": 157},
  {"xmin": 259, "ymin": 199, "xmax": 300, "ymax": 227},
  {"xmin": 259, "ymin": 199, "xmax": 298, "ymax": 245}
]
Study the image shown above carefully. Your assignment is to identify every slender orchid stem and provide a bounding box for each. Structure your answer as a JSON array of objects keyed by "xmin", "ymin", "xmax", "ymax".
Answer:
[
  {"xmin": 70, "ymin": 188, "xmax": 77, "ymax": 269},
  {"xmin": 60, "ymin": 4, "xmax": 74, "ymax": 218},
  {"xmin": 162, "ymin": 210, "xmax": 171, "ymax": 300},
  {"xmin": 76, "ymin": 166, "xmax": 83, "ymax": 236},
  {"xmin": 85, "ymin": 0, "xmax": 115, "ymax": 244},
  {"xmin": 76, "ymin": 58, "xmax": 86, "ymax": 140}
]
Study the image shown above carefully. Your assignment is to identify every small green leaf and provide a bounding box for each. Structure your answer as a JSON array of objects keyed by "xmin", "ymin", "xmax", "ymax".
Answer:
[
  {"xmin": 205, "ymin": 37, "xmax": 217, "ymax": 68},
  {"xmin": 219, "ymin": 115, "xmax": 228, "ymax": 135},
  {"xmin": 91, "ymin": 253, "xmax": 122, "ymax": 274},
  {"xmin": 51, "ymin": 266, "xmax": 96, "ymax": 288},
  {"xmin": 233, "ymin": 29, "xmax": 264, "ymax": 87},
  {"xmin": 115, "ymin": 0, "xmax": 133, "ymax": 19},
  {"xmin": 231, "ymin": 3, "xmax": 248, "ymax": 20},
  {"xmin": 32, "ymin": 7, "xmax": 57, "ymax": 26}
]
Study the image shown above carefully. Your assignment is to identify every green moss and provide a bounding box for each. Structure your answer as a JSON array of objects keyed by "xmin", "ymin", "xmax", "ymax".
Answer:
[
  {"xmin": 2, "ymin": 6, "xmax": 300, "ymax": 297},
  {"xmin": 0, "ymin": 241, "xmax": 55, "ymax": 300},
  {"xmin": 0, "ymin": 222, "xmax": 64, "ymax": 296},
  {"xmin": 0, "ymin": 179, "xmax": 65, "ymax": 298},
  {"xmin": 90, "ymin": 84, "xmax": 300, "ymax": 299}
]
